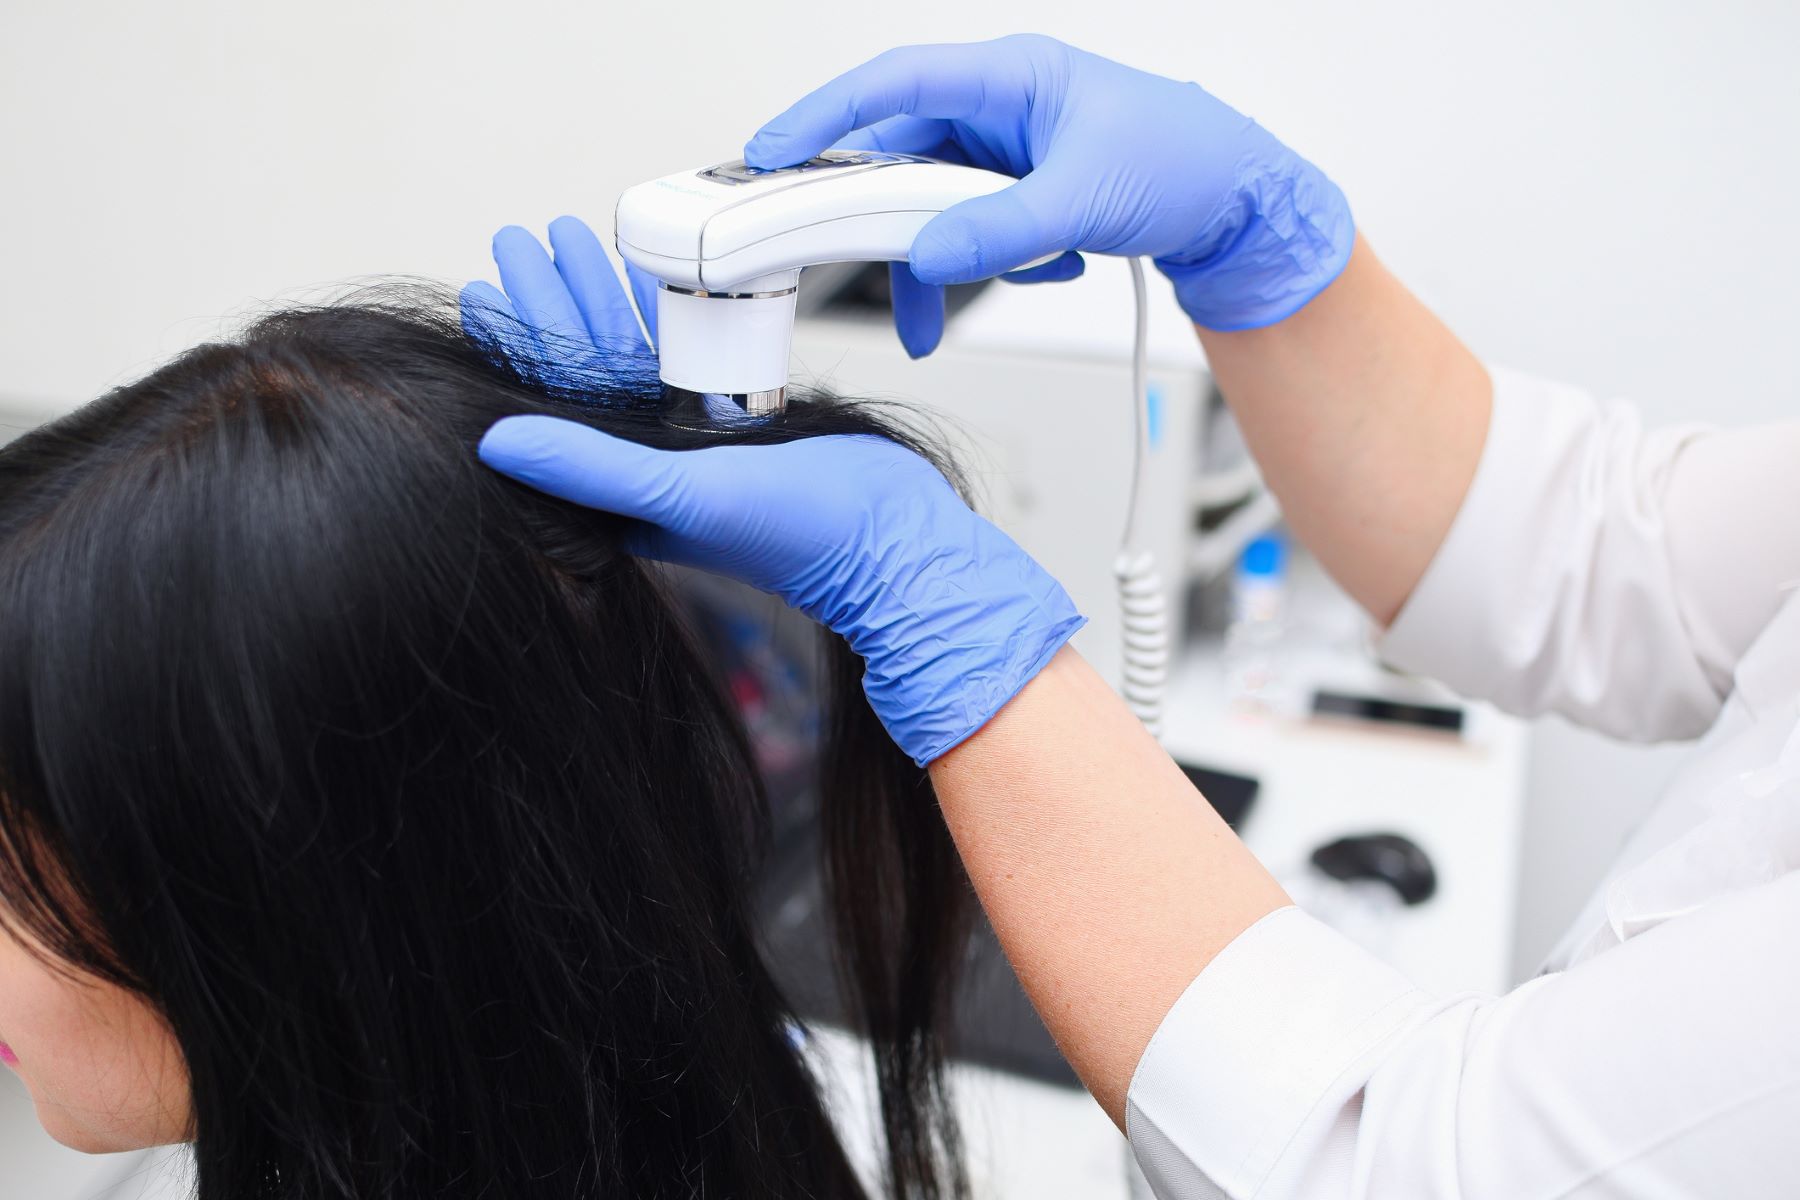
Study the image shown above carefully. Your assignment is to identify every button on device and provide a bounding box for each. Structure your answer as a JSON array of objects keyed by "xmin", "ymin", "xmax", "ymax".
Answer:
[{"xmin": 697, "ymin": 150, "xmax": 911, "ymax": 185}]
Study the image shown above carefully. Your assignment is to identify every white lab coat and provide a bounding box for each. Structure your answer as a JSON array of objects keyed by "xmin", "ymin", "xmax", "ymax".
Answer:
[{"xmin": 1125, "ymin": 366, "xmax": 1800, "ymax": 1200}]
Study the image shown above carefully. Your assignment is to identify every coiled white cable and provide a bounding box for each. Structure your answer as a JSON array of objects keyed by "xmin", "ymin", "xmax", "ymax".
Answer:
[{"xmin": 1116, "ymin": 258, "xmax": 1168, "ymax": 737}]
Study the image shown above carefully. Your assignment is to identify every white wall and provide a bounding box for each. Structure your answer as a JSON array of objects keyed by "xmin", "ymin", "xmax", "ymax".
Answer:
[{"xmin": 3, "ymin": 0, "xmax": 1795, "ymax": 974}]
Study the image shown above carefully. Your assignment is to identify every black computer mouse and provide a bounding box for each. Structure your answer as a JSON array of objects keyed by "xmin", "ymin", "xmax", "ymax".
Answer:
[{"xmin": 1309, "ymin": 833, "xmax": 1437, "ymax": 905}]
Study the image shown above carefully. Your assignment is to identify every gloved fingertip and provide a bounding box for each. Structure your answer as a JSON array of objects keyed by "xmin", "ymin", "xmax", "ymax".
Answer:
[
  {"xmin": 551, "ymin": 215, "xmax": 615, "ymax": 266},
  {"xmin": 899, "ymin": 318, "xmax": 943, "ymax": 359},
  {"xmin": 478, "ymin": 416, "xmax": 681, "ymax": 523},
  {"xmin": 743, "ymin": 132, "xmax": 806, "ymax": 171},
  {"xmin": 476, "ymin": 415, "xmax": 542, "ymax": 469},
  {"xmin": 459, "ymin": 278, "xmax": 506, "ymax": 312},
  {"xmin": 492, "ymin": 224, "xmax": 538, "ymax": 252},
  {"xmin": 459, "ymin": 281, "xmax": 524, "ymax": 354},
  {"xmin": 480, "ymin": 413, "xmax": 598, "ymax": 475}
]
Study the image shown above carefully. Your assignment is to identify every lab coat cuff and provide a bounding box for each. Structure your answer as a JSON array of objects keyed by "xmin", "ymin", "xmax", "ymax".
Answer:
[
  {"xmin": 1377, "ymin": 364, "xmax": 1576, "ymax": 681},
  {"xmin": 1124, "ymin": 906, "xmax": 1428, "ymax": 1199}
]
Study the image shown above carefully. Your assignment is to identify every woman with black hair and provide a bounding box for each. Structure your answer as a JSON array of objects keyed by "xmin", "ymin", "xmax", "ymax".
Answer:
[{"xmin": 0, "ymin": 246, "xmax": 981, "ymax": 1196}]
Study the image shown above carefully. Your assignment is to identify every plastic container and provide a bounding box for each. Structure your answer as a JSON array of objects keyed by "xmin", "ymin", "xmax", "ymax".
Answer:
[{"xmin": 1223, "ymin": 532, "xmax": 1288, "ymax": 708}]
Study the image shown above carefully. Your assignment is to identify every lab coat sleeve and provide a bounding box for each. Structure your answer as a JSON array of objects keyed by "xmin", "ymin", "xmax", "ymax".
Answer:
[
  {"xmin": 1376, "ymin": 366, "xmax": 1800, "ymax": 741},
  {"xmin": 1126, "ymin": 886, "xmax": 1800, "ymax": 1200}
]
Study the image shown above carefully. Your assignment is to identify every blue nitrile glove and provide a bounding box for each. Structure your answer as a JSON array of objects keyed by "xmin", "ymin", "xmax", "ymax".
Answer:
[
  {"xmin": 478, "ymin": 418, "xmax": 1084, "ymax": 766},
  {"xmin": 744, "ymin": 33, "xmax": 1354, "ymax": 358},
  {"xmin": 460, "ymin": 215, "xmax": 662, "ymax": 369}
]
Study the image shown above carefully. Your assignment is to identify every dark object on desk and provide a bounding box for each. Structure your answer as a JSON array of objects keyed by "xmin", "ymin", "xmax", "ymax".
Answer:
[
  {"xmin": 1177, "ymin": 761, "xmax": 1260, "ymax": 829},
  {"xmin": 1311, "ymin": 832, "xmax": 1438, "ymax": 905},
  {"xmin": 1311, "ymin": 689, "xmax": 1465, "ymax": 736}
]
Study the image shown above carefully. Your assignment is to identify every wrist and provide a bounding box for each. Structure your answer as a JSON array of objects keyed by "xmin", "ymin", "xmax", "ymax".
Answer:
[
  {"xmin": 861, "ymin": 583, "xmax": 1085, "ymax": 768},
  {"xmin": 1157, "ymin": 151, "xmax": 1354, "ymax": 332},
  {"xmin": 830, "ymin": 520, "xmax": 1086, "ymax": 766}
]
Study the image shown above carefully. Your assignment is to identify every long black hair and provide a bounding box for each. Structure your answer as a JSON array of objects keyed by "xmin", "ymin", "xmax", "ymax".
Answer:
[{"xmin": 0, "ymin": 288, "xmax": 971, "ymax": 1199}]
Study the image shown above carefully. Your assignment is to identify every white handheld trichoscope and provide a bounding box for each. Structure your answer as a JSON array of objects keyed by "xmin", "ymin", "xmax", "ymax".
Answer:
[
  {"xmin": 615, "ymin": 150, "xmax": 1038, "ymax": 413},
  {"xmin": 614, "ymin": 152, "xmax": 1168, "ymax": 733}
]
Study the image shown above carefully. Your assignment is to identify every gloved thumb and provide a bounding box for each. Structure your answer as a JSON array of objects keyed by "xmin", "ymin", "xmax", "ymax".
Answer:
[
  {"xmin": 909, "ymin": 169, "xmax": 1076, "ymax": 286},
  {"xmin": 478, "ymin": 415, "xmax": 692, "ymax": 529}
]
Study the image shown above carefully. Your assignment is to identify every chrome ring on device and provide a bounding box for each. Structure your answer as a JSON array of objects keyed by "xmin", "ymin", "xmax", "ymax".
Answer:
[{"xmin": 660, "ymin": 283, "xmax": 799, "ymax": 300}]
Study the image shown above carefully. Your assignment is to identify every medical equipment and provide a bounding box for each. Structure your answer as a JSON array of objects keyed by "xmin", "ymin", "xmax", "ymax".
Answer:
[
  {"xmin": 615, "ymin": 151, "xmax": 1030, "ymax": 414},
  {"xmin": 614, "ymin": 153, "xmax": 1169, "ymax": 732}
]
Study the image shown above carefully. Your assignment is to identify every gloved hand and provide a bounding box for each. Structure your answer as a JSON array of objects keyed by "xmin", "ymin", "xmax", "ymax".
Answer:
[
  {"xmin": 479, "ymin": 417, "xmax": 1084, "ymax": 766},
  {"xmin": 463, "ymin": 218, "xmax": 771, "ymax": 429},
  {"xmin": 744, "ymin": 33, "xmax": 1354, "ymax": 357},
  {"xmin": 460, "ymin": 215, "xmax": 661, "ymax": 369}
]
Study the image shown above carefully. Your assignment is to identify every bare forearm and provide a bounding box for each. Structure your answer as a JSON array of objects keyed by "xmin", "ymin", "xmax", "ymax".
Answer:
[
  {"xmin": 928, "ymin": 646, "xmax": 1289, "ymax": 1123},
  {"xmin": 1196, "ymin": 236, "xmax": 1492, "ymax": 626}
]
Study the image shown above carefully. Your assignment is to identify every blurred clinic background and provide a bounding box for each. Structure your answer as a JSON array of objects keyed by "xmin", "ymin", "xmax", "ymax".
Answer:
[{"xmin": 3, "ymin": 2, "xmax": 1797, "ymax": 1196}]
